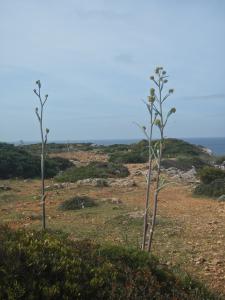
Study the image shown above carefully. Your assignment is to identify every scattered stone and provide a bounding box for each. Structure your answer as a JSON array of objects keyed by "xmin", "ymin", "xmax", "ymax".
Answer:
[
  {"xmin": 128, "ymin": 210, "xmax": 144, "ymax": 218},
  {"xmin": 29, "ymin": 213, "xmax": 41, "ymax": 220},
  {"xmin": 208, "ymin": 220, "xmax": 218, "ymax": 225},
  {"xmin": 0, "ymin": 185, "xmax": 11, "ymax": 191},
  {"xmin": 194, "ymin": 256, "xmax": 206, "ymax": 265},
  {"xmin": 108, "ymin": 178, "xmax": 136, "ymax": 187},
  {"xmin": 164, "ymin": 166, "xmax": 198, "ymax": 183},
  {"xmin": 76, "ymin": 178, "xmax": 108, "ymax": 187},
  {"xmin": 211, "ymin": 258, "xmax": 222, "ymax": 265},
  {"xmin": 75, "ymin": 177, "xmax": 136, "ymax": 188},
  {"xmin": 217, "ymin": 195, "xmax": 225, "ymax": 202},
  {"xmin": 23, "ymin": 179, "xmax": 32, "ymax": 183}
]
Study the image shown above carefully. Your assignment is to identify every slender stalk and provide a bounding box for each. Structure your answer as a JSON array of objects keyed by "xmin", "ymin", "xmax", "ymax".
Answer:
[
  {"xmin": 147, "ymin": 140, "xmax": 163, "ymax": 251},
  {"xmin": 146, "ymin": 67, "xmax": 175, "ymax": 253},
  {"xmin": 142, "ymin": 119, "xmax": 154, "ymax": 250},
  {"xmin": 147, "ymin": 75, "xmax": 164, "ymax": 252},
  {"xmin": 34, "ymin": 81, "xmax": 49, "ymax": 230}
]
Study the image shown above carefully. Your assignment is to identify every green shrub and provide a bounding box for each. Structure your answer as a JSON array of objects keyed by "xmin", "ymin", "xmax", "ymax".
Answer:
[
  {"xmin": 0, "ymin": 226, "xmax": 218, "ymax": 300},
  {"xmin": 194, "ymin": 179, "xmax": 225, "ymax": 198},
  {"xmin": 198, "ymin": 166, "xmax": 225, "ymax": 184},
  {"xmin": 99, "ymin": 144, "xmax": 130, "ymax": 154},
  {"xmin": 20, "ymin": 142, "xmax": 94, "ymax": 154},
  {"xmin": 0, "ymin": 143, "xmax": 73, "ymax": 179},
  {"xmin": 109, "ymin": 151, "xmax": 148, "ymax": 164},
  {"xmin": 59, "ymin": 196, "xmax": 97, "ymax": 210},
  {"xmin": 161, "ymin": 157, "xmax": 208, "ymax": 171},
  {"xmin": 107, "ymin": 139, "xmax": 211, "ymax": 165},
  {"xmin": 55, "ymin": 162, "xmax": 129, "ymax": 182},
  {"xmin": 215, "ymin": 156, "xmax": 225, "ymax": 165},
  {"xmin": 162, "ymin": 139, "xmax": 204, "ymax": 158}
]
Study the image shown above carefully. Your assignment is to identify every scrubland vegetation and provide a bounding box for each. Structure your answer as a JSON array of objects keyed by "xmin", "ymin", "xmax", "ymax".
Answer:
[
  {"xmin": 0, "ymin": 226, "xmax": 218, "ymax": 300},
  {"xmin": 55, "ymin": 162, "xmax": 129, "ymax": 183},
  {"xmin": 0, "ymin": 143, "xmax": 73, "ymax": 179}
]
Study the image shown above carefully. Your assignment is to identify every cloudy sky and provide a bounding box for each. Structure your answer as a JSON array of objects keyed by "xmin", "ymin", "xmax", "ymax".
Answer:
[{"xmin": 1, "ymin": 0, "xmax": 225, "ymax": 142}]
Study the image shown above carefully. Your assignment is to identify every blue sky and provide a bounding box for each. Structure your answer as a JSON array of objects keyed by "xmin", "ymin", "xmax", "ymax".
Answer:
[{"xmin": 0, "ymin": 0, "xmax": 225, "ymax": 142}]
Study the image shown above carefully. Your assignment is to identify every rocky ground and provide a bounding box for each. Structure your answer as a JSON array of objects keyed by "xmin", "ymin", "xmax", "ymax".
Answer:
[{"xmin": 0, "ymin": 150, "xmax": 225, "ymax": 297}]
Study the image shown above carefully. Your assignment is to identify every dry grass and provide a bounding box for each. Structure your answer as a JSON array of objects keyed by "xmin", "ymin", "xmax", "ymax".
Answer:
[{"xmin": 1, "ymin": 150, "xmax": 225, "ymax": 296}]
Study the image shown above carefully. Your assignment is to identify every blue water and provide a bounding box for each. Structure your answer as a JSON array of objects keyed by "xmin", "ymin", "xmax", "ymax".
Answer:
[{"xmin": 182, "ymin": 137, "xmax": 225, "ymax": 156}]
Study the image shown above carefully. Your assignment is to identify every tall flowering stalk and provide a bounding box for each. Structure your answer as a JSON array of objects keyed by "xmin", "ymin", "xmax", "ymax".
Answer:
[
  {"xmin": 34, "ymin": 80, "xmax": 49, "ymax": 230},
  {"xmin": 141, "ymin": 67, "xmax": 175, "ymax": 252}
]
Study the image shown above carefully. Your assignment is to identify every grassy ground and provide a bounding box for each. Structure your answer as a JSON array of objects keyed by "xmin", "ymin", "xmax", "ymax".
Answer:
[{"xmin": 1, "ymin": 151, "xmax": 225, "ymax": 297}]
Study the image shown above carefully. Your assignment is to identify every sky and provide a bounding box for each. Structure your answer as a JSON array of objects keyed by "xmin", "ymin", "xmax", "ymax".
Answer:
[{"xmin": 0, "ymin": 0, "xmax": 225, "ymax": 142}]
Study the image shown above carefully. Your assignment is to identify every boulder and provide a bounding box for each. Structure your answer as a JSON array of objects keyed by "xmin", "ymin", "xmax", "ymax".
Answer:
[
  {"xmin": 0, "ymin": 185, "xmax": 11, "ymax": 191},
  {"xmin": 76, "ymin": 178, "xmax": 108, "ymax": 187},
  {"xmin": 217, "ymin": 194, "xmax": 225, "ymax": 202}
]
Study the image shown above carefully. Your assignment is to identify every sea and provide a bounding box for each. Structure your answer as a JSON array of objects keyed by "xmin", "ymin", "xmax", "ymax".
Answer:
[{"xmin": 15, "ymin": 137, "xmax": 225, "ymax": 156}]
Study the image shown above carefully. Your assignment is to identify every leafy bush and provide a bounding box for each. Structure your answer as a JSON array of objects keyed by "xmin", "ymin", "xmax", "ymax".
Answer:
[
  {"xmin": 162, "ymin": 138, "xmax": 205, "ymax": 158},
  {"xmin": 161, "ymin": 157, "xmax": 208, "ymax": 171},
  {"xmin": 194, "ymin": 179, "xmax": 225, "ymax": 198},
  {"xmin": 55, "ymin": 162, "xmax": 129, "ymax": 182},
  {"xmin": 107, "ymin": 139, "xmax": 211, "ymax": 165},
  {"xmin": 20, "ymin": 142, "xmax": 94, "ymax": 154},
  {"xmin": 198, "ymin": 166, "xmax": 225, "ymax": 184},
  {"xmin": 109, "ymin": 151, "xmax": 148, "ymax": 164},
  {"xmin": 59, "ymin": 196, "xmax": 97, "ymax": 210},
  {"xmin": 0, "ymin": 226, "xmax": 217, "ymax": 300},
  {"xmin": 194, "ymin": 167, "xmax": 225, "ymax": 198},
  {"xmin": 99, "ymin": 144, "xmax": 130, "ymax": 154},
  {"xmin": 215, "ymin": 156, "xmax": 225, "ymax": 165},
  {"xmin": 0, "ymin": 143, "xmax": 73, "ymax": 179}
]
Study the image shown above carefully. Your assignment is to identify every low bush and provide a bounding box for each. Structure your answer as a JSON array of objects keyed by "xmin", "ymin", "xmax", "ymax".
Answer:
[
  {"xmin": 109, "ymin": 151, "xmax": 148, "ymax": 164},
  {"xmin": 161, "ymin": 157, "xmax": 208, "ymax": 171},
  {"xmin": 55, "ymin": 162, "xmax": 129, "ymax": 182},
  {"xmin": 215, "ymin": 155, "xmax": 225, "ymax": 165},
  {"xmin": 194, "ymin": 179, "xmax": 225, "ymax": 198},
  {"xmin": 20, "ymin": 142, "xmax": 94, "ymax": 154},
  {"xmin": 162, "ymin": 138, "xmax": 205, "ymax": 158},
  {"xmin": 107, "ymin": 139, "xmax": 211, "ymax": 165},
  {"xmin": 99, "ymin": 144, "xmax": 130, "ymax": 154},
  {"xmin": 198, "ymin": 166, "xmax": 225, "ymax": 184},
  {"xmin": 59, "ymin": 196, "xmax": 97, "ymax": 210},
  {"xmin": 0, "ymin": 226, "xmax": 218, "ymax": 299},
  {"xmin": 0, "ymin": 143, "xmax": 73, "ymax": 179}
]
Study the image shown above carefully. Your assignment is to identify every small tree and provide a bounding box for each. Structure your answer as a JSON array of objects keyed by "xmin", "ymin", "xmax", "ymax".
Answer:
[
  {"xmin": 33, "ymin": 80, "xmax": 49, "ymax": 230},
  {"xmin": 141, "ymin": 67, "xmax": 175, "ymax": 252}
]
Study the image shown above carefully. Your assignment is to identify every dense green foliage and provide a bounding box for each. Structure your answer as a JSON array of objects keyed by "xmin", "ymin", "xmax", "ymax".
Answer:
[
  {"xmin": 0, "ymin": 143, "xmax": 73, "ymax": 179},
  {"xmin": 162, "ymin": 139, "xmax": 205, "ymax": 158},
  {"xmin": 59, "ymin": 196, "xmax": 97, "ymax": 210},
  {"xmin": 194, "ymin": 167, "xmax": 225, "ymax": 198},
  {"xmin": 109, "ymin": 151, "xmax": 148, "ymax": 164},
  {"xmin": 215, "ymin": 156, "xmax": 225, "ymax": 165},
  {"xmin": 198, "ymin": 167, "xmax": 225, "ymax": 184},
  {"xmin": 55, "ymin": 162, "xmax": 129, "ymax": 182},
  {"xmin": 20, "ymin": 142, "xmax": 94, "ymax": 154},
  {"xmin": 161, "ymin": 157, "xmax": 208, "ymax": 171},
  {"xmin": 194, "ymin": 179, "xmax": 225, "ymax": 198},
  {"xmin": 108, "ymin": 139, "xmax": 210, "ymax": 164},
  {"xmin": 0, "ymin": 226, "xmax": 218, "ymax": 300}
]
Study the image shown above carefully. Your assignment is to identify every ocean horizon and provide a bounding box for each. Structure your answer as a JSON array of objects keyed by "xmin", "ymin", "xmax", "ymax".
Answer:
[{"xmin": 13, "ymin": 137, "xmax": 225, "ymax": 156}]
